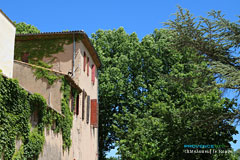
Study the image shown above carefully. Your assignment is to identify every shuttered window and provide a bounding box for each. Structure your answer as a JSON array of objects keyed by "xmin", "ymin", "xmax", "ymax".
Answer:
[
  {"xmin": 82, "ymin": 90, "xmax": 85, "ymax": 120},
  {"xmin": 87, "ymin": 57, "xmax": 89, "ymax": 76},
  {"xmin": 91, "ymin": 64, "xmax": 95, "ymax": 85},
  {"xmin": 87, "ymin": 96, "xmax": 90, "ymax": 124},
  {"xmin": 83, "ymin": 52, "xmax": 86, "ymax": 72},
  {"xmin": 71, "ymin": 93, "xmax": 75, "ymax": 113},
  {"xmin": 76, "ymin": 94, "xmax": 79, "ymax": 115},
  {"xmin": 91, "ymin": 99, "xmax": 98, "ymax": 128}
]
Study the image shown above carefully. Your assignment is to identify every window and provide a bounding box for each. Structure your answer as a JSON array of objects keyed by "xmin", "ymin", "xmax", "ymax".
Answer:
[
  {"xmin": 71, "ymin": 93, "xmax": 75, "ymax": 113},
  {"xmin": 30, "ymin": 110, "xmax": 38, "ymax": 127},
  {"xmin": 82, "ymin": 90, "xmax": 85, "ymax": 120},
  {"xmin": 76, "ymin": 94, "xmax": 79, "ymax": 115},
  {"xmin": 91, "ymin": 99, "xmax": 98, "ymax": 128},
  {"xmin": 87, "ymin": 57, "xmax": 89, "ymax": 76},
  {"xmin": 83, "ymin": 52, "xmax": 86, "ymax": 72},
  {"xmin": 91, "ymin": 64, "xmax": 95, "ymax": 84},
  {"xmin": 87, "ymin": 96, "xmax": 90, "ymax": 124},
  {"xmin": 21, "ymin": 53, "xmax": 29, "ymax": 63}
]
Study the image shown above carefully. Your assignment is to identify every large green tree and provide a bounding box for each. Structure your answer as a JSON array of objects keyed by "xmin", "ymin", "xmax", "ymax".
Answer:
[
  {"xmin": 165, "ymin": 7, "xmax": 240, "ymax": 92},
  {"xmin": 92, "ymin": 26, "xmax": 238, "ymax": 159},
  {"xmin": 91, "ymin": 28, "xmax": 143, "ymax": 159},
  {"xmin": 114, "ymin": 29, "xmax": 237, "ymax": 160}
]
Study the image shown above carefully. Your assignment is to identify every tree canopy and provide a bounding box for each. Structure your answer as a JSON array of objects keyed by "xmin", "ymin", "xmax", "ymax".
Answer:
[
  {"xmin": 14, "ymin": 22, "xmax": 40, "ymax": 34},
  {"xmin": 92, "ymin": 7, "xmax": 240, "ymax": 160}
]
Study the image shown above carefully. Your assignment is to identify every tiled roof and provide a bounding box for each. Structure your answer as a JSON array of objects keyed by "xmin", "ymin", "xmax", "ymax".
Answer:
[{"xmin": 16, "ymin": 30, "xmax": 85, "ymax": 36}]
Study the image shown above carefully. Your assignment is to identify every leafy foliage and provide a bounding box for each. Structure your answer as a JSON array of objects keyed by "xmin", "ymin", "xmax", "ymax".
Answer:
[
  {"xmin": 14, "ymin": 22, "xmax": 40, "ymax": 34},
  {"xmin": 92, "ymin": 28, "xmax": 142, "ymax": 159},
  {"xmin": 32, "ymin": 61, "xmax": 60, "ymax": 85},
  {"xmin": 165, "ymin": 7, "xmax": 240, "ymax": 92},
  {"xmin": 0, "ymin": 73, "xmax": 75, "ymax": 159},
  {"xmin": 92, "ymin": 26, "xmax": 238, "ymax": 159}
]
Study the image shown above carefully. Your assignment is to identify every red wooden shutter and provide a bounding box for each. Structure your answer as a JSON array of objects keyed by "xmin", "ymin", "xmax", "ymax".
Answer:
[
  {"xmin": 83, "ymin": 52, "xmax": 86, "ymax": 72},
  {"xmin": 87, "ymin": 57, "xmax": 89, "ymax": 76},
  {"xmin": 91, "ymin": 99, "xmax": 98, "ymax": 128},
  {"xmin": 91, "ymin": 65, "xmax": 95, "ymax": 84},
  {"xmin": 82, "ymin": 90, "xmax": 85, "ymax": 120}
]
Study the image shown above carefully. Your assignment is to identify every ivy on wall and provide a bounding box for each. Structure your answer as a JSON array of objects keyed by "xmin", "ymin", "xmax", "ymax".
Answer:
[
  {"xmin": 0, "ymin": 73, "xmax": 78, "ymax": 159},
  {"xmin": 14, "ymin": 35, "xmax": 82, "ymax": 63},
  {"xmin": 0, "ymin": 34, "xmax": 82, "ymax": 159},
  {"xmin": 32, "ymin": 61, "xmax": 60, "ymax": 85},
  {"xmin": 14, "ymin": 38, "xmax": 73, "ymax": 62}
]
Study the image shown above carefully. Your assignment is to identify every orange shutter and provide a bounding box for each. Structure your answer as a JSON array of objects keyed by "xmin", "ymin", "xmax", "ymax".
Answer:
[
  {"xmin": 91, "ymin": 65, "xmax": 95, "ymax": 84},
  {"xmin": 91, "ymin": 99, "xmax": 98, "ymax": 128}
]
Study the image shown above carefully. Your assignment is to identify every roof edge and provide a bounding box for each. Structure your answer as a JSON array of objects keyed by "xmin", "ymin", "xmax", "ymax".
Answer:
[
  {"xmin": 15, "ymin": 31, "xmax": 102, "ymax": 68},
  {"xmin": 14, "ymin": 60, "xmax": 82, "ymax": 93},
  {"xmin": 0, "ymin": 9, "xmax": 15, "ymax": 27}
]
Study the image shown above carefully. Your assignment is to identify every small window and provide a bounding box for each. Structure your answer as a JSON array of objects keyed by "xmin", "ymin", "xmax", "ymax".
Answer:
[
  {"xmin": 30, "ymin": 110, "xmax": 38, "ymax": 127},
  {"xmin": 76, "ymin": 94, "xmax": 79, "ymax": 115},
  {"xmin": 71, "ymin": 94, "xmax": 75, "ymax": 113},
  {"xmin": 87, "ymin": 96, "xmax": 90, "ymax": 124},
  {"xmin": 91, "ymin": 64, "xmax": 95, "ymax": 84},
  {"xmin": 83, "ymin": 52, "xmax": 86, "ymax": 72},
  {"xmin": 87, "ymin": 57, "xmax": 89, "ymax": 76},
  {"xmin": 82, "ymin": 90, "xmax": 85, "ymax": 120},
  {"xmin": 21, "ymin": 53, "xmax": 29, "ymax": 63}
]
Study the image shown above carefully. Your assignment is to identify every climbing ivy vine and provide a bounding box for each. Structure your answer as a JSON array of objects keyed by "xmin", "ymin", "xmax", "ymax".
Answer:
[
  {"xmin": 32, "ymin": 61, "xmax": 60, "ymax": 85},
  {"xmin": 0, "ymin": 73, "xmax": 78, "ymax": 159}
]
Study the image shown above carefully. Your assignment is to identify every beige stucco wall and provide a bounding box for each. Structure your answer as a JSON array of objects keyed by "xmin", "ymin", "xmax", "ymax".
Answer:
[
  {"xmin": 0, "ymin": 11, "xmax": 16, "ymax": 78},
  {"xmin": 14, "ymin": 36, "xmax": 99, "ymax": 160},
  {"xmin": 13, "ymin": 61, "xmax": 62, "ymax": 113},
  {"xmin": 43, "ymin": 38, "xmax": 99, "ymax": 160},
  {"xmin": 43, "ymin": 43, "xmax": 74, "ymax": 74},
  {"xmin": 71, "ymin": 40, "xmax": 99, "ymax": 160}
]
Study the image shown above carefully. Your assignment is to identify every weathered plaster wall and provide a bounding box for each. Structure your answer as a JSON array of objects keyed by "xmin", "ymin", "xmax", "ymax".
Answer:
[
  {"xmin": 13, "ymin": 36, "xmax": 99, "ymax": 160},
  {"xmin": 0, "ymin": 11, "xmax": 15, "ymax": 78},
  {"xmin": 43, "ymin": 38, "xmax": 99, "ymax": 159},
  {"xmin": 39, "ymin": 129, "xmax": 64, "ymax": 160},
  {"xmin": 13, "ymin": 61, "xmax": 62, "ymax": 113},
  {"xmin": 43, "ymin": 43, "xmax": 74, "ymax": 74},
  {"xmin": 70, "ymin": 40, "xmax": 99, "ymax": 160}
]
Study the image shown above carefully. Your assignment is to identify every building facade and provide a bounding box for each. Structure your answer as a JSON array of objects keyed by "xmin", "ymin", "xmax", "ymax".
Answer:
[
  {"xmin": 0, "ymin": 9, "xmax": 15, "ymax": 78},
  {"xmin": 13, "ymin": 31, "xmax": 101, "ymax": 160}
]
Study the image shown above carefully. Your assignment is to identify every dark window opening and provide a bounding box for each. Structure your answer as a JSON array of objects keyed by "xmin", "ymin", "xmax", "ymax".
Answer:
[
  {"xmin": 87, "ymin": 95, "xmax": 90, "ymax": 124},
  {"xmin": 83, "ymin": 52, "xmax": 86, "ymax": 72},
  {"xmin": 21, "ymin": 53, "xmax": 29, "ymax": 63},
  {"xmin": 87, "ymin": 57, "xmax": 89, "ymax": 76},
  {"xmin": 76, "ymin": 94, "xmax": 79, "ymax": 115},
  {"xmin": 82, "ymin": 90, "xmax": 85, "ymax": 120}
]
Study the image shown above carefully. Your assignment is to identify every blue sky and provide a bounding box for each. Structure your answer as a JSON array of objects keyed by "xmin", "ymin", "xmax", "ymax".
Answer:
[
  {"xmin": 1, "ymin": 0, "xmax": 240, "ymax": 156},
  {"xmin": 2, "ymin": 0, "xmax": 239, "ymax": 40}
]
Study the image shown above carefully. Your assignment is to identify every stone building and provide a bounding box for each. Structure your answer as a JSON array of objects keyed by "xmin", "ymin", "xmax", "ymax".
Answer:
[{"xmin": 13, "ymin": 31, "xmax": 101, "ymax": 160}]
